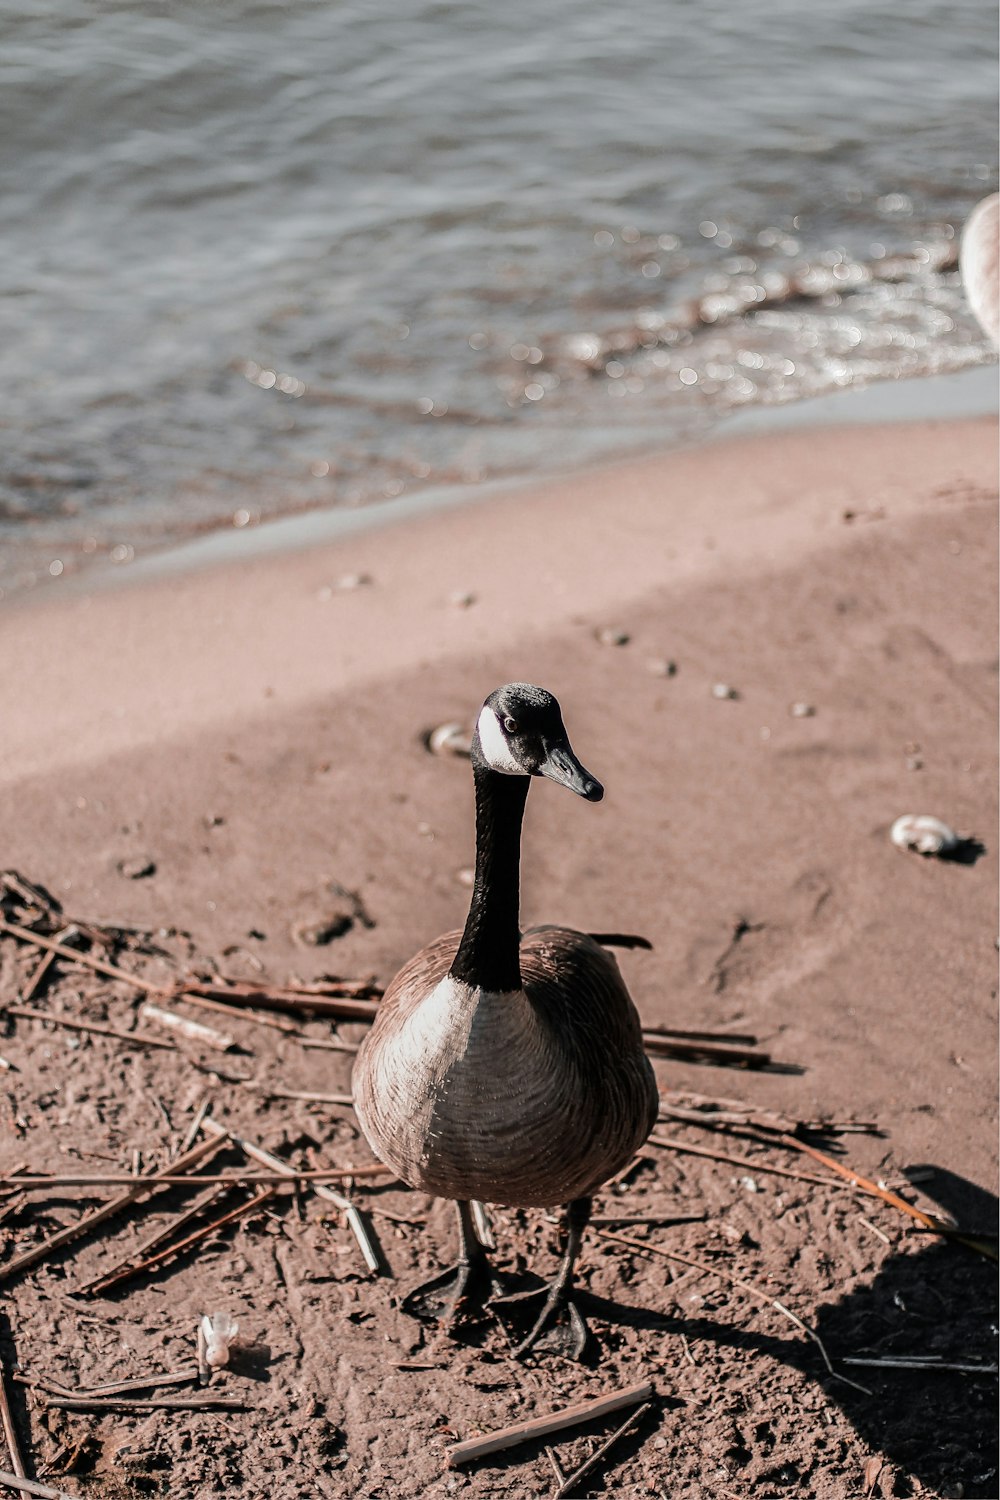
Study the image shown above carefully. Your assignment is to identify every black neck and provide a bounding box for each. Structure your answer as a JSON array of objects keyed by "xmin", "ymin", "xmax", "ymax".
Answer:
[{"xmin": 449, "ymin": 766, "xmax": 530, "ymax": 992}]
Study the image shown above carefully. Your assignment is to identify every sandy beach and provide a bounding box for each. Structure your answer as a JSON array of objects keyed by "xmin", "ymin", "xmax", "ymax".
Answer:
[{"xmin": 1, "ymin": 411, "xmax": 997, "ymax": 1497}]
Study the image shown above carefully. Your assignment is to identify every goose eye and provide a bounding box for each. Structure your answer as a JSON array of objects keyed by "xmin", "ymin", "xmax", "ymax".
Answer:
[{"xmin": 503, "ymin": 716, "xmax": 519, "ymax": 734}]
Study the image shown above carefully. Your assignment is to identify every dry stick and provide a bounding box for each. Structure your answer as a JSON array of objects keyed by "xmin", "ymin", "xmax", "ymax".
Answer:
[
  {"xmin": 642, "ymin": 1034, "xmax": 770, "ymax": 1067},
  {"xmin": 202, "ymin": 1118, "xmax": 381, "ymax": 1274},
  {"xmin": 139, "ymin": 1004, "xmax": 234, "ymax": 1053},
  {"xmin": 246, "ymin": 1087, "xmax": 354, "ymax": 1107},
  {"xmin": 778, "ymin": 1136, "xmax": 999, "ymax": 1263},
  {"xmin": 0, "ymin": 1357, "xmax": 25, "ymax": 1480},
  {"xmin": 446, "ymin": 1380, "xmax": 655, "ymax": 1467},
  {"xmin": 0, "ymin": 920, "xmax": 161, "ymax": 994},
  {"xmin": 15, "ymin": 1370, "xmax": 198, "ymax": 1401},
  {"xmin": 0, "ymin": 1133, "xmax": 223, "ymax": 1283},
  {"xmin": 176, "ymin": 993, "xmax": 300, "ymax": 1035},
  {"xmin": 1, "ymin": 1166, "xmax": 392, "ymax": 1192},
  {"xmin": 197, "ymin": 1324, "xmax": 210, "ymax": 1387},
  {"xmin": 3, "ymin": 1006, "xmax": 175, "ymax": 1053},
  {"xmin": 646, "ymin": 1025, "xmax": 758, "ymax": 1046},
  {"xmin": 555, "ymin": 1400, "xmax": 652, "ymax": 1500},
  {"xmin": 0, "ymin": 1471, "xmax": 80, "ymax": 1500},
  {"xmin": 594, "ymin": 1228, "xmax": 871, "ymax": 1397},
  {"xmin": 181, "ymin": 1095, "xmax": 214, "ymax": 1155},
  {"xmin": 19, "ymin": 951, "xmax": 56, "ymax": 1003},
  {"xmin": 647, "ymin": 1133, "xmax": 848, "ymax": 1190},
  {"xmin": 79, "ymin": 1188, "xmax": 278, "ymax": 1296},
  {"xmin": 44, "ymin": 1396, "xmax": 250, "ymax": 1414},
  {"xmin": 179, "ymin": 980, "xmax": 380, "ymax": 1020},
  {"xmin": 298, "ymin": 1038, "xmax": 360, "ymax": 1054}
]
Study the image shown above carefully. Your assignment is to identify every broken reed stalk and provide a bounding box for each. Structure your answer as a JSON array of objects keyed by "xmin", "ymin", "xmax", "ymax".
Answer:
[
  {"xmin": 647, "ymin": 1133, "xmax": 848, "ymax": 1189},
  {"xmin": 841, "ymin": 1356, "xmax": 998, "ymax": 1374},
  {"xmin": 0, "ymin": 1357, "xmax": 26, "ymax": 1479},
  {"xmin": 645, "ymin": 1025, "xmax": 758, "ymax": 1046},
  {"xmin": 178, "ymin": 980, "xmax": 380, "ymax": 1020},
  {"xmin": 0, "ymin": 920, "xmax": 161, "ymax": 994},
  {"xmin": 594, "ymin": 1229, "xmax": 871, "ymax": 1397},
  {"xmin": 19, "ymin": 950, "xmax": 56, "ymax": 1003},
  {"xmin": 3, "ymin": 1005, "xmax": 175, "ymax": 1053},
  {"xmin": 73, "ymin": 1184, "xmax": 229, "ymax": 1295},
  {"xmin": 245, "ymin": 1087, "xmax": 354, "ymax": 1106},
  {"xmin": 446, "ymin": 1380, "xmax": 655, "ymax": 1466},
  {"xmin": 555, "ymin": 1401, "xmax": 652, "ymax": 1500},
  {"xmin": 298, "ymin": 1037, "xmax": 360, "ymax": 1054},
  {"xmin": 0, "ymin": 1165, "xmax": 392, "ymax": 1192},
  {"xmin": 778, "ymin": 1135, "xmax": 999, "ymax": 1263},
  {"xmin": 0, "ymin": 1471, "xmax": 79, "ymax": 1500},
  {"xmin": 0, "ymin": 1134, "xmax": 224, "ymax": 1284}
]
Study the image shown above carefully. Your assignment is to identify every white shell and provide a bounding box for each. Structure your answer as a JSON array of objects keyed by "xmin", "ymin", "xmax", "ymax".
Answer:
[
  {"xmin": 890, "ymin": 814, "xmax": 959, "ymax": 857},
  {"xmin": 427, "ymin": 721, "xmax": 472, "ymax": 758},
  {"xmin": 200, "ymin": 1312, "xmax": 239, "ymax": 1368}
]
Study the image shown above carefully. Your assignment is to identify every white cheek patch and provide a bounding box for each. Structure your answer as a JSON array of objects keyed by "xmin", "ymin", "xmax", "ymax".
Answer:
[{"xmin": 477, "ymin": 705, "xmax": 524, "ymax": 775}]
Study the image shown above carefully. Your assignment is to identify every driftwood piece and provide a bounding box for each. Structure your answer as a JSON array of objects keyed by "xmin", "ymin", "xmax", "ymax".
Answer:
[
  {"xmin": 446, "ymin": 1380, "xmax": 655, "ymax": 1466},
  {"xmin": 0, "ymin": 1134, "xmax": 223, "ymax": 1284},
  {"xmin": 3, "ymin": 1005, "xmax": 175, "ymax": 1053}
]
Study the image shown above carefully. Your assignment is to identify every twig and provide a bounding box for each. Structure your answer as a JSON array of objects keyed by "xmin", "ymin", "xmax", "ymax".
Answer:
[
  {"xmin": 178, "ymin": 979, "xmax": 380, "ymax": 1019},
  {"xmin": 0, "ymin": 1355, "xmax": 26, "ymax": 1479},
  {"xmin": 857, "ymin": 1215, "xmax": 891, "ymax": 1246},
  {"xmin": 19, "ymin": 951, "xmax": 56, "ymax": 1004},
  {"xmin": 43, "ymin": 1396, "xmax": 250, "ymax": 1414},
  {"xmin": 0, "ymin": 1134, "xmax": 224, "ymax": 1283},
  {"xmin": 593, "ymin": 1229, "xmax": 871, "ymax": 1396},
  {"xmin": 78, "ymin": 1189, "xmax": 277, "ymax": 1295},
  {"xmin": 197, "ymin": 1324, "xmax": 210, "ymax": 1387},
  {"xmin": 778, "ymin": 1136, "xmax": 999, "ymax": 1262},
  {"xmin": 555, "ymin": 1400, "xmax": 652, "ymax": 1499},
  {"xmin": 181, "ymin": 1095, "xmax": 213, "ymax": 1155},
  {"xmin": 646, "ymin": 1026, "xmax": 758, "ymax": 1046},
  {"xmin": 589, "ymin": 1212, "xmax": 708, "ymax": 1228},
  {"xmin": 139, "ymin": 1004, "xmax": 234, "ymax": 1052},
  {"xmin": 446, "ymin": 1380, "xmax": 655, "ymax": 1466},
  {"xmin": 16, "ymin": 1370, "xmax": 198, "ymax": 1400},
  {"xmin": 642, "ymin": 1034, "xmax": 771, "ymax": 1068},
  {"xmin": 3, "ymin": 1005, "xmax": 175, "ymax": 1053},
  {"xmin": 0, "ymin": 920, "xmax": 161, "ymax": 994},
  {"xmin": 245, "ymin": 1087, "xmax": 354, "ymax": 1107},
  {"xmin": 841, "ymin": 1356, "xmax": 998, "ymax": 1374},
  {"xmin": 177, "ymin": 993, "xmax": 300, "ymax": 1035},
  {"xmin": 647, "ymin": 1133, "xmax": 847, "ymax": 1189},
  {"xmin": 0, "ymin": 1471, "xmax": 80, "ymax": 1500},
  {"xmin": 1, "ymin": 1166, "xmax": 392, "ymax": 1191}
]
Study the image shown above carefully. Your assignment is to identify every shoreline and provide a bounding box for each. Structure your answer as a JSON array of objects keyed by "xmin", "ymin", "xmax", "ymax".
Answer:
[{"xmin": 6, "ymin": 359, "xmax": 996, "ymax": 606}]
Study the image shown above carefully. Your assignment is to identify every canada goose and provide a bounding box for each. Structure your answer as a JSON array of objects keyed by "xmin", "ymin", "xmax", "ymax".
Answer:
[{"xmin": 353, "ymin": 683, "xmax": 658, "ymax": 1357}]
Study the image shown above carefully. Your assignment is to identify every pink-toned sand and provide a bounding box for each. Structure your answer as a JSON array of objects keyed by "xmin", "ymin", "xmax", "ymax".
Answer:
[{"xmin": 0, "ymin": 414, "xmax": 996, "ymax": 1498}]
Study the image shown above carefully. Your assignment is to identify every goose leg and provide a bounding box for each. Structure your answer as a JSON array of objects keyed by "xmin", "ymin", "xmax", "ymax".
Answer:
[
  {"xmin": 499, "ymin": 1197, "xmax": 592, "ymax": 1360},
  {"xmin": 402, "ymin": 1199, "xmax": 499, "ymax": 1327}
]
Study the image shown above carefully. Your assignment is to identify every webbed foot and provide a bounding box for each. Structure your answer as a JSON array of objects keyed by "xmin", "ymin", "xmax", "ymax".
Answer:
[
  {"xmin": 402, "ymin": 1251, "xmax": 502, "ymax": 1327},
  {"xmin": 494, "ymin": 1281, "xmax": 591, "ymax": 1359}
]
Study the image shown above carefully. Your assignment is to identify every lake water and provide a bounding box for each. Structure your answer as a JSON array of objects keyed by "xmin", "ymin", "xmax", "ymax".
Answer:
[{"xmin": 2, "ymin": 0, "xmax": 996, "ymax": 593}]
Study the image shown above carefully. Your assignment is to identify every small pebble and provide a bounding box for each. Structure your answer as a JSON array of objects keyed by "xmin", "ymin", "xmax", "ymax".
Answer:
[
  {"xmin": 448, "ymin": 589, "xmax": 477, "ymax": 608},
  {"xmin": 117, "ymin": 856, "xmax": 156, "ymax": 880},
  {"xmin": 905, "ymin": 755, "xmax": 923, "ymax": 772},
  {"xmin": 646, "ymin": 657, "xmax": 678, "ymax": 676},
  {"xmin": 596, "ymin": 626, "xmax": 630, "ymax": 647},
  {"xmin": 789, "ymin": 702, "xmax": 815, "ymax": 718},
  {"xmin": 455, "ymin": 867, "xmax": 475, "ymax": 887},
  {"xmin": 711, "ymin": 683, "xmax": 739, "ymax": 700}
]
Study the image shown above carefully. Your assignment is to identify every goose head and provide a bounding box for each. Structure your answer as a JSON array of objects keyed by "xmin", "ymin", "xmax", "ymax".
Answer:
[{"xmin": 472, "ymin": 683, "xmax": 604, "ymax": 802}]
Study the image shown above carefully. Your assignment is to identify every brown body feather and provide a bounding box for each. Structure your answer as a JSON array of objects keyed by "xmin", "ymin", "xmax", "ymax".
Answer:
[{"xmin": 353, "ymin": 925, "xmax": 658, "ymax": 1207}]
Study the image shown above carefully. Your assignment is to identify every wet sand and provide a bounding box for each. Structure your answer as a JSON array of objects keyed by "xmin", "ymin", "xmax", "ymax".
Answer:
[{"xmin": 1, "ymin": 412, "xmax": 997, "ymax": 1497}]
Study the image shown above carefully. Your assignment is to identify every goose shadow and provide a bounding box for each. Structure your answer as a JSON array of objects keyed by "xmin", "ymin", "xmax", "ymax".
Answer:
[{"xmin": 614, "ymin": 1166, "xmax": 995, "ymax": 1498}]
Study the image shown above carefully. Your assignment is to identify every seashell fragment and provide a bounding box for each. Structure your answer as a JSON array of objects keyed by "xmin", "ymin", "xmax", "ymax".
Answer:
[
  {"xmin": 201, "ymin": 1312, "xmax": 239, "ymax": 1369},
  {"xmin": 890, "ymin": 814, "xmax": 959, "ymax": 858}
]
